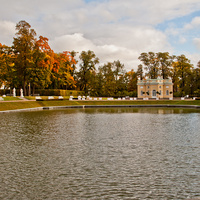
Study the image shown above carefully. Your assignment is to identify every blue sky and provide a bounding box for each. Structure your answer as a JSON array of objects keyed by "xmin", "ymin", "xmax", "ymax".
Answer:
[
  {"xmin": 0, "ymin": 0, "xmax": 200, "ymax": 70},
  {"xmin": 157, "ymin": 10, "xmax": 200, "ymax": 54}
]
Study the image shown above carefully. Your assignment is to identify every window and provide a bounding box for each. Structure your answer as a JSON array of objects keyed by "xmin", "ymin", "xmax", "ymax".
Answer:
[
  {"xmin": 166, "ymin": 90, "xmax": 169, "ymax": 95},
  {"xmin": 160, "ymin": 90, "xmax": 162, "ymax": 95},
  {"xmin": 141, "ymin": 91, "xmax": 143, "ymax": 96},
  {"xmin": 166, "ymin": 86, "xmax": 169, "ymax": 88},
  {"xmin": 159, "ymin": 86, "xmax": 161, "ymax": 88},
  {"xmin": 152, "ymin": 90, "xmax": 156, "ymax": 97}
]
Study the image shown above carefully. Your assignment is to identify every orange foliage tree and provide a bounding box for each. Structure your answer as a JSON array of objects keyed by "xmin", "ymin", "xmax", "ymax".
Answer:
[
  {"xmin": 30, "ymin": 36, "xmax": 54, "ymax": 94},
  {"xmin": 50, "ymin": 51, "xmax": 77, "ymax": 89},
  {"xmin": 0, "ymin": 43, "xmax": 15, "ymax": 89}
]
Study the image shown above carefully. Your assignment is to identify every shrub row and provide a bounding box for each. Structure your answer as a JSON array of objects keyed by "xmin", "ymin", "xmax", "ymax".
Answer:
[{"xmin": 0, "ymin": 89, "xmax": 84, "ymax": 97}]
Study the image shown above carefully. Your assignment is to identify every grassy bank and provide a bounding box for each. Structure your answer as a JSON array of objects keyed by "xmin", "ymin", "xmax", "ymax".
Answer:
[{"xmin": 0, "ymin": 99, "xmax": 200, "ymax": 111}]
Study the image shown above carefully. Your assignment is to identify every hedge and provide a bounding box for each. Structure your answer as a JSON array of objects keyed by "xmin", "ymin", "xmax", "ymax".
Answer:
[
  {"xmin": 0, "ymin": 89, "xmax": 21, "ymax": 96},
  {"xmin": 34, "ymin": 89, "xmax": 83, "ymax": 97}
]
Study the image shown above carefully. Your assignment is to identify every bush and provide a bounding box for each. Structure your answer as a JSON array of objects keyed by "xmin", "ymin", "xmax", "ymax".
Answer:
[
  {"xmin": 0, "ymin": 89, "xmax": 11, "ymax": 96},
  {"xmin": 112, "ymin": 91, "xmax": 137, "ymax": 98},
  {"xmin": 34, "ymin": 89, "xmax": 83, "ymax": 97},
  {"xmin": 0, "ymin": 89, "xmax": 21, "ymax": 96},
  {"xmin": 173, "ymin": 92, "xmax": 182, "ymax": 97},
  {"xmin": 194, "ymin": 89, "xmax": 200, "ymax": 97}
]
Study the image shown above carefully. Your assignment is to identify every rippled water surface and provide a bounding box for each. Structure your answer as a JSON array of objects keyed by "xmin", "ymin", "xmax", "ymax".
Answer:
[{"xmin": 0, "ymin": 107, "xmax": 200, "ymax": 199}]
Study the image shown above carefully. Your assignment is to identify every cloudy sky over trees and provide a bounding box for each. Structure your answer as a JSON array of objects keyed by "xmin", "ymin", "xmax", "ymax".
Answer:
[{"xmin": 1, "ymin": 0, "xmax": 200, "ymax": 70}]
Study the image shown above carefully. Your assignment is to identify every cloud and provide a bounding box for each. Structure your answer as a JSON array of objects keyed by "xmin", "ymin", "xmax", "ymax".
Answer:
[
  {"xmin": 50, "ymin": 33, "xmax": 94, "ymax": 53},
  {"xmin": 184, "ymin": 16, "xmax": 200, "ymax": 30},
  {"xmin": 50, "ymin": 26, "xmax": 171, "ymax": 70},
  {"xmin": 193, "ymin": 38, "xmax": 200, "ymax": 49},
  {"xmin": 98, "ymin": 0, "xmax": 200, "ymax": 25},
  {"xmin": 187, "ymin": 52, "xmax": 200, "ymax": 67},
  {"xmin": 1, "ymin": 0, "xmax": 200, "ymax": 69},
  {"xmin": 179, "ymin": 36, "xmax": 187, "ymax": 44},
  {"xmin": 0, "ymin": 20, "xmax": 15, "ymax": 45}
]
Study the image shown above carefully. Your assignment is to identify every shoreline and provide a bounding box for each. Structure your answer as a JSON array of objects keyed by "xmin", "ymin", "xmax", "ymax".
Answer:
[{"xmin": 1, "ymin": 103, "xmax": 200, "ymax": 113}]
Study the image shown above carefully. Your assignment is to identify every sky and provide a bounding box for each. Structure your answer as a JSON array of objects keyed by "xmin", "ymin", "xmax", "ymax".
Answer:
[{"xmin": 0, "ymin": 0, "xmax": 200, "ymax": 71}]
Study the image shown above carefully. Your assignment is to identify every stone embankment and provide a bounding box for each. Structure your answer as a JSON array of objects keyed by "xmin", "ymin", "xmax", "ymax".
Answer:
[{"xmin": 1, "ymin": 104, "xmax": 200, "ymax": 113}]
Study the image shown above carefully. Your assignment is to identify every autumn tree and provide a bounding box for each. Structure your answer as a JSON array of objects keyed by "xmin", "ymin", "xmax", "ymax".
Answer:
[
  {"xmin": 12, "ymin": 20, "xmax": 36, "ymax": 96},
  {"xmin": 31, "ymin": 36, "xmax": 53, "ymax": 94},
  {"xmin": 126, "ymin": 69, "xmax": 137, "ymax": 96},
  {"xmin": 54, "ymin": 51, "xmax": 77, "ymax": 89}
]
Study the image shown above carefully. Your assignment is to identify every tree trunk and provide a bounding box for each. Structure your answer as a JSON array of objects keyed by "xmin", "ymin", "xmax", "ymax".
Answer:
[
  {"xmin": 23, "ymin": 82, "xmax": 26, "ymax": 96},
  {"xmin": 32, "ymin": 84, "xmax": 35, "ymax": 96}
]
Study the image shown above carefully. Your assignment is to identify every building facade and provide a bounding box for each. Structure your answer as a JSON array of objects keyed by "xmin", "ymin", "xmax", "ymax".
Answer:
[{"xmin": 137, "ymin": 78, "xmax": 173, "ymax": 99}]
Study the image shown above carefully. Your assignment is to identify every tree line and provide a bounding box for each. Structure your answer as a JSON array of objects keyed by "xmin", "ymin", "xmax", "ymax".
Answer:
[
  {"xmin": 138, "ymin": 52, "xmax": 200, "ymax": 97},
  {"xmin": 0, "ymin": 20, "xmax": 200, "ymax": 97}
]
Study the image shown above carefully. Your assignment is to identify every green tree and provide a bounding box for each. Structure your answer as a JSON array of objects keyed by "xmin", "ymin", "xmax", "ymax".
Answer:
[
  {"xmin": 87, "ymin": 70, "xmax": 99, "ymax": 96},
  {"xmin": 94, "ymin": 69, "xmax": 104, "ymax": 96},
  {"xmin": 78, "ymin": 50, "xmax": 99, "ymax": 94},
  {"xmin": 139, "ymin": 52, "xmax": 174, "ymax": 79},
  {"xmin": 112, "ymin": 60, "xmax": 127, "ymax": 95},
  {"xmin": 196, "ymin": 61, "xmax": 200, "ymax": 90},
  {"xmin": 138, "ymin": 52, "xmax": 159, "ymax": 79},
  {"xmin": 173, "ymin": 55, "xmax": 193, "ymax": 96},
  {"xmin": 156, "ymin": 52, "xmax": 172, "ymax": 79},
  {"xmin": 99, "ymin": 62, "xmax": 115, "ymax": 97},
  {"xmin": 136, "ymin": 64, "xmax": 143, "ymax": 80},
  {"xmin": 113, "ymin": 60, "xmax": 124, "ymax": 81},
  {"xmin": 192, "ymin": 61, "xmax": 200, "ymax": 96},
  {"xmin": 171, "ymin": 61, "xmax": 179, "ymax": 94}
]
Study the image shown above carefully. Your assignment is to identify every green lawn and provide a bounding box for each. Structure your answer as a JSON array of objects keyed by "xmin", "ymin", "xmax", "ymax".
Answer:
[
  {"xmin": 0, "ymin": 99, "xmax": 200, "ymax": 111},
  {"xmin": 2, "ymin": 97, "xmax": 22, "ymax": 101}
]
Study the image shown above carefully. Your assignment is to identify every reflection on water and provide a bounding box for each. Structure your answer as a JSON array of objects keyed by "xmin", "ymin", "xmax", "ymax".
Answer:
[{"xmin": 0, "ymin": 108, "xmax": 200, "ymax": 199}]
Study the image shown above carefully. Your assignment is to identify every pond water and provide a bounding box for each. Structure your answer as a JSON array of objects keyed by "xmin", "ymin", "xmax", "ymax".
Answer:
[{"xmin": 0, "ymin": 107, "xmax": 200, "ymax": 199}]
